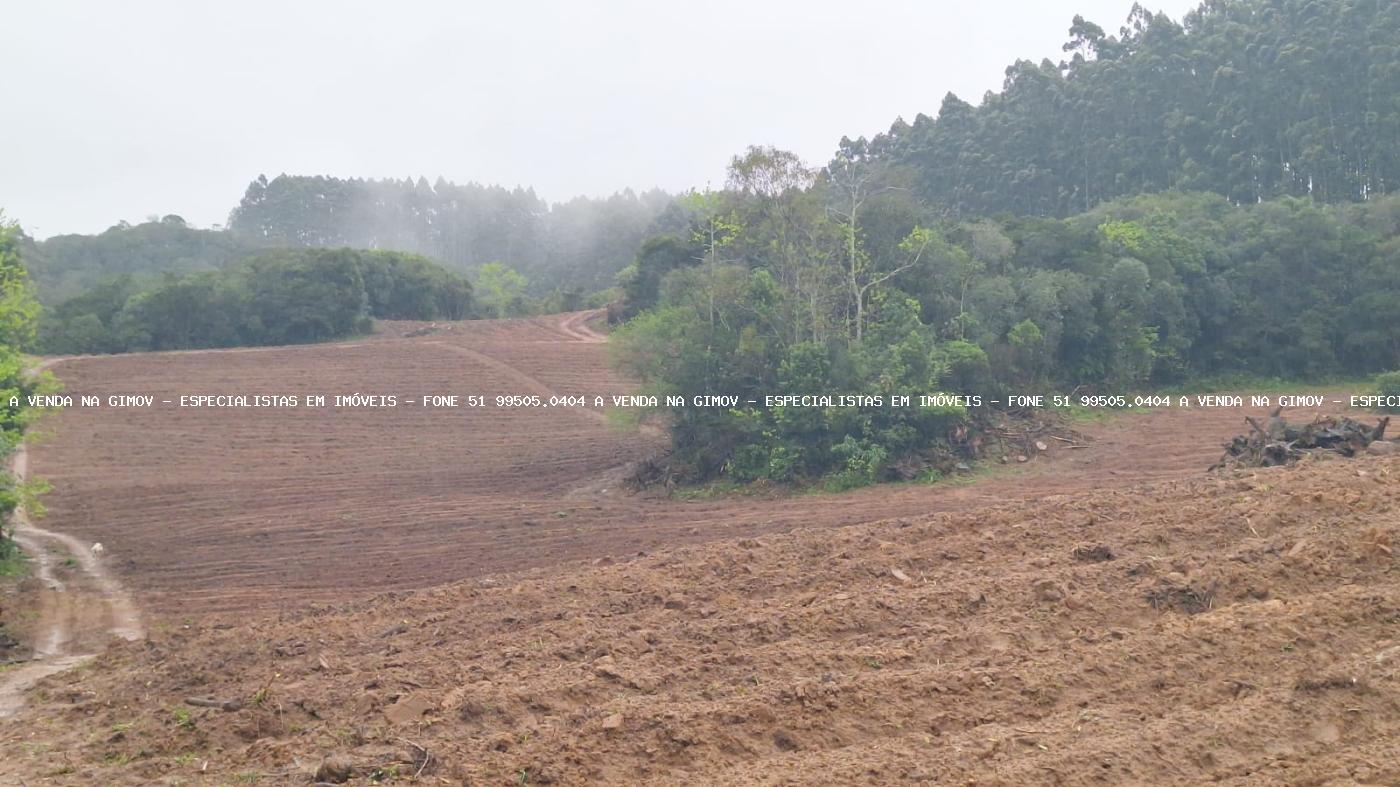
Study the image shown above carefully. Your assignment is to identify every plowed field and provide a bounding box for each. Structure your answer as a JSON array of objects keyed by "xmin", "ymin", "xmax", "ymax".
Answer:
[
  {"xmin": 26, "ymin": 312, "xmax": 1364, "ymax": 616},
  {"xmin": 5, "ymin": 311, "xmax": 1398, "ymax": 785}
]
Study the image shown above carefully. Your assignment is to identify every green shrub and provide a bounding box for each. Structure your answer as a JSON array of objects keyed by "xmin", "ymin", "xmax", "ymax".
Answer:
[{"xmin": 1377, "ymin": 371, "xmax": 1400, "ymax": 414}]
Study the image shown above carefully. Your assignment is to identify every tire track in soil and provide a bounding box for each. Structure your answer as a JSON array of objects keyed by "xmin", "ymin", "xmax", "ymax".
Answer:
[
  {"xmin": 0, "ymin": 363, "xmax": 145, "ymax": 718},
  {"xmin": 429, "ymin": 309, "xmax": 657, "ymax": 438},
  {"xmin": 425, "ymin": 341, "xmax": 610, "ymax": 427},
  {"xmin": 551, "ymin": 309, "xmax": 608, "ymax": 343}
]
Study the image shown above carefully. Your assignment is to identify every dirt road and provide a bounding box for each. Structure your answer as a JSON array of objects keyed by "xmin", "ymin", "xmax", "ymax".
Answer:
[{"xmin": 0, "ymin": 444, "xmax": 142, "ymax": 717}]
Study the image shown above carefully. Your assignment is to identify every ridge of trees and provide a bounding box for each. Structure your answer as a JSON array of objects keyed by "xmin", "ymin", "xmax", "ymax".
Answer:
[
  {"xmin": 36, "ymin": 248, "xmax": 472, "ymax": 355},
  {"xmin": 22, "ymin": 178, "xmax": 678, "ymax": 309},
  {"xmin": 22, "ymin": 215, "xmax": 253, "ymax": 304},
  {"xmin": 849, "ymin": 0, "xmax": 1400, "ymax": 217}
]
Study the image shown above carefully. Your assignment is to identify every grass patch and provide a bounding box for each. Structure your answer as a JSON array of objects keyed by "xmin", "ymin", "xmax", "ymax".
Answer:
[
  {"xmin": 669, "ymin": 451, "xmax": 1037, "ymax": 500},
  {"xmin": 0, "ymin": 541, "xmax": 28, "ymax": 578},
  {"xmin": 604, "ymin": 407, "xmax": 646, "ymax": 431},
  {"xmin": 670, "ymin": 478, "xmax": 760, "ymax": 501},
  {"xmin": 171, "ymin": 706, "xmax": 195, "ymax": 730}
]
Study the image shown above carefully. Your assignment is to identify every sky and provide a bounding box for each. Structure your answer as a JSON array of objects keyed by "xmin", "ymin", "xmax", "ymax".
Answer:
[{"xmin": 2, "ymin": 0, "xmax": 1202, "ymax": 239}]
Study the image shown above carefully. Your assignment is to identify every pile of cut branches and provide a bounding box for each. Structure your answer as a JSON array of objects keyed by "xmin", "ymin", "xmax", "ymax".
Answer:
[{"xmin": 1211, "ymin": 408, "xmax": 1390, "ymax": 470}]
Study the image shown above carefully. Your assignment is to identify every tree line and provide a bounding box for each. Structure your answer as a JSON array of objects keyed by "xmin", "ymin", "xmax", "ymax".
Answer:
[
  {"xmin": 611, "ymin": 145, "xmax": 1400, "ymax": 485},
  {"xmin": 23, "ymin": 177, "xmax": 680, "ymax": 311},
  {"xmin": 228, "ymin": 175, "xmax": 677, "ymax": 294},
  {"xmin": 850, "ymin": 0, "xmax": 1400, "ymax": 217},
  {"xmin": 21, "ymin": 215, "xmax": 252, "ymax": 304},
  {"xmin": 607, "ymin": 0, "xmax": 1400, "ymax": 486},
  {"xmin": 37, "ymin": 248, "xmax": 472, "ymax": 354}
]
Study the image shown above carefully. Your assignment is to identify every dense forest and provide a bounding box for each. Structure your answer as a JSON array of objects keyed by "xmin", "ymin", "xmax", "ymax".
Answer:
[
  {"xmin": 851, "ymin": 0, "xmax": 1400, "ymax": 216},
  {"xmin": 613, "ymin": 142, "xmax": 1400, "ymax": 484},
  {"xmin": 228, "ymin": 175, "xmax": 677, "ymax": 294},
  {"xmin": 37, "ymin": 249, "xmax": 471, "ymax": 354},
  {"xmin": 603, "ymin": 0, "xmax": 1400, "ymax": 486}
]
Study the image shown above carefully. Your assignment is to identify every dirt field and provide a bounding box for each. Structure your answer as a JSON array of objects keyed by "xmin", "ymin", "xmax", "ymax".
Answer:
[
  {"xmin": 3, "ymin": 453, "xmax": 1398, "ymax": 784},
  {"xmin": 2, "ymin": 311, "xmax": 1398, "ymax": 784},
  {"xmin": 19, "ymin": 311, "xmax": 1368, "ymax": 616}
]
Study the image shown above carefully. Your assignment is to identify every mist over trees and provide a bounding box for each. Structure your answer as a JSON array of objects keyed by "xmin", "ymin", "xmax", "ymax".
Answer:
[{"xmin": 228, "ymin": 175, "xmax": 675, "ymax": 294}]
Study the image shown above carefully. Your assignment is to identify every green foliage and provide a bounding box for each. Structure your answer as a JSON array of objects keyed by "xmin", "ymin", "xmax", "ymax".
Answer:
[
  {"xmin": 0, "ymin": 219, "xmax": 41, "ymax": 451},
  {"xmin": 1377, "ymin": 372, "xmax": 1400, "ymax": 414},
  {"xmin": 827, "ymin": 436, "xmax": 888, "ymax": 491},
  {"xmin": 855, "ymin": 0, "xmax": 1400, "ymax": 216},
  {"xmin": 23, "ymin": 216, "xmax": 253, "ymax": 303},
  {"xmin": 0, "ymin": 544, "xmax": 26, "ymax": 577},
  {"xmin": 474, "ymin": 262, "xmax": 528, "ymax": 318},
  {"xmin": 613, "ymin": 144, "xmax": 1400, "ymax": 486},
  {"xmin": 358, "ymin": 250, "xmax": 472, "ymax": 319},
  {"xmin": 0, "ymin": 214, "xmax": 45, "ymax": 558},
  {"xmin": 37, "ymin": 249, "xmax": 471, "ymax": 354},
  {"xmin": 617, "ymin": 234, "xmax": 701, "ymax": 319}
]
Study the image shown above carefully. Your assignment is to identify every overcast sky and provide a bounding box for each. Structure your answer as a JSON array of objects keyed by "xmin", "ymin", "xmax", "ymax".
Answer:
[{"xmin": 2, "ymin": 0, "xmax": 1202, "ymax": 238}]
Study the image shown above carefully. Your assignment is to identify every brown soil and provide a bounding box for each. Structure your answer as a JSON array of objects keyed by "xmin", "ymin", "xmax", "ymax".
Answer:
[
  {"xmin": 3, "ymin": 454, "xmax": 1398, "ymax": 784},
  {"xmin": 1, "ymin": 310, "xmax": 1396, "ymax": 784}
]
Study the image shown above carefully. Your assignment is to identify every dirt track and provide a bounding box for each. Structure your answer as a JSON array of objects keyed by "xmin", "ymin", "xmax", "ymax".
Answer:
[
  {"xmin": 23, "ymin": 311, "xmax": 1368, "ymax": 617},
  {"xmin": 0, "ymin": 443, "xmax": 142, "ymax": 717}
]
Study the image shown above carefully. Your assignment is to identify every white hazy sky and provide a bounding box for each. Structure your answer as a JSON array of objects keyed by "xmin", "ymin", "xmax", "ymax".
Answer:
[{"xmin": 2, "ymin": 0, "xmax": 1202, "ymax": 238}]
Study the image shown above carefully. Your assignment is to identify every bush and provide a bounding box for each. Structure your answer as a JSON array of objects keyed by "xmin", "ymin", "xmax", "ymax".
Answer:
[
  {"xmin": 826, "ymin": 436, "xmax": 889, "ymax": 491},
  {"xmin": 1377, "ymin": 371, "xmax": 1400, "ymax": 414}
]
